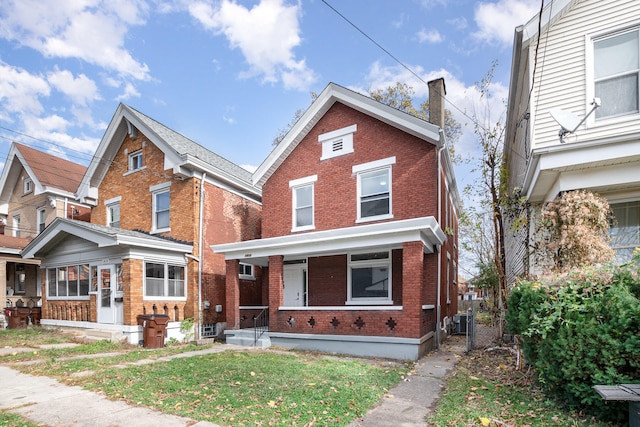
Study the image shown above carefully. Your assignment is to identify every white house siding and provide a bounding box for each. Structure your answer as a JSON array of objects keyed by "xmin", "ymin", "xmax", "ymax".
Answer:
[{"xmin": 530, "ymin": 0, "xmax": 640, "ymax": 150}]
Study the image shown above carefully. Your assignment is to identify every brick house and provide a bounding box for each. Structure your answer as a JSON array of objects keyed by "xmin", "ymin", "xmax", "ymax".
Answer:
[
  {"xmin": 213, "ymin": 80, "xmax": 460, "ymax": 360},
  {"xmin": 0, "ymin": 142, "xmax": 90, "ymax": 314},
  {"xmin": 22, "ymin": 105, "xmax": 261, "ymax": 343}
]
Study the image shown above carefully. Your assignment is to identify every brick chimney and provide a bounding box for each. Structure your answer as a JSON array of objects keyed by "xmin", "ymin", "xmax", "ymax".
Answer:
[{"xmin": 428, "ymin": 78, "xmax": 446, "ymax": 129}]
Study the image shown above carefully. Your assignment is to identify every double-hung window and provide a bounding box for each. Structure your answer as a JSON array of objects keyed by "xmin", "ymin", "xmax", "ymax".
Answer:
[
  {"xmin": 13, "ymin": 215, "xmax": 20, "ymax": 238},
  {"xmin": 594, "ymin": 28, "xmax": 640, "ymax": 119},
  {"xmin": 150, "ymin": 182, "xmax": 171, "ymax": 232},
  {"xmin": 105, "ymin": 197, "xmax": 121, "ymax": 228},
  {"xmin": 24, "ymin": 178, "xmax": 32, "ymax": 194},
  {"xmin": 348, "ymin": 251, "xmax": 392, "ymax": 304},
  {"xmin": 129, "ymin": 150, "xmax": 144, "ymax": 171},
  {"xmin": 353, "ymin": 157, "xmax": 395, "ymax": 222},
  {"xmin": 145, "ymin": 262, "xmax": 185, "ymax": 298},
  {"xmin": 37, "ymin": 208, "xmax": 46, "ymax": 233},
  {"xmin": 609, "ymin": 200, "xmax": 640, "ymax": 264},
  {"xmin": 289, "ymin": 175, "xmax": 317, "ymax": 231}
]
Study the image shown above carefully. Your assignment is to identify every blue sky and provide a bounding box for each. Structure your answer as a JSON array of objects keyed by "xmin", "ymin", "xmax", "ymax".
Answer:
[{"xmin": 0, "ymin": 0, "xmax": 541, "ymax": 273}]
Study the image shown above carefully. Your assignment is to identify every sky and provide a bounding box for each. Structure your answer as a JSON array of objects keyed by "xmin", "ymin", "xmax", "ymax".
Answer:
[{"xmin": 0, "ymin": 0, "xmax": 542, "ymax": 275}]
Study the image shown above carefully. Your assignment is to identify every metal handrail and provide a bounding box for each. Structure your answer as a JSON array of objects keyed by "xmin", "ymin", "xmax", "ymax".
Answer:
[{"xmin": 253, "ymin": 308, "xmax": 269, "ymax": 346}]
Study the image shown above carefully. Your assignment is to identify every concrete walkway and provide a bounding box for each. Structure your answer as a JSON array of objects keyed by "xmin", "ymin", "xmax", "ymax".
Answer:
[
  {"xmin": 348, "ymin": 335, "xmax": 466, "ymax": 426},
  {"xmin": 0, "ymin": 337, "xmax": 466, "ymax": 427}
]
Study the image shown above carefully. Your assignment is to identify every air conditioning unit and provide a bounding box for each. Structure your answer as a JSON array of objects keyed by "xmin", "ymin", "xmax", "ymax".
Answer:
[{"xmin": 454, "ymin": 313, "xmax": 471, "ymax": 334}]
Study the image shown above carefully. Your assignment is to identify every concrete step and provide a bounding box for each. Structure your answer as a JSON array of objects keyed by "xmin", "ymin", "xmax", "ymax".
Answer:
[
  {"xmin": 62, "ymin": 328, "xmax": 124, "ymax": 343},
  {"xmin": 224, "ymin": 329, "xmax": 271, "ymax": 349}
]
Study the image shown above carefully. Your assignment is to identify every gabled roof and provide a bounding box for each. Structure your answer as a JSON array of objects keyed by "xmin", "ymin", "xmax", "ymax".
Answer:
[
  {"xmin": 21, "ymin": 217, "xmax": 193, "ymax": 259},
  {"xmin": 519, "ymin": 0, "xmax": 575, "ymax": 45},
  {"xmin": 253, "ymin": 82, "xmax": 442, "ymax": 187},
  {"xmin": 0, "ymin": 142, "xmax": 87, "ymax": 214},
  {"xmin": 77, "ymin": 104, "xmax": 260, "ymax": 205}
]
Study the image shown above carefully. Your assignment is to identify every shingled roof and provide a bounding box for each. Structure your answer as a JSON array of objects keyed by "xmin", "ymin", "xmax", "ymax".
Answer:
[{"xmin": 14, "ymin": 143, "xmax": 87, "ymax": 194}]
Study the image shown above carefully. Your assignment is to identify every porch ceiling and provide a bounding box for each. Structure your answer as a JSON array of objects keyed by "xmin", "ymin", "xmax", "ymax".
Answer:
[{"xmin": 211, "ymin": 216, "xmax": 446, "ymax": 266}]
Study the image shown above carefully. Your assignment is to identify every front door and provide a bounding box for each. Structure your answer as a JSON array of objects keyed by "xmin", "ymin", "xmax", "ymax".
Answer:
[
  {"xmin": 283, "ymin": 265, "xmax": 306, "ymax": 307},
  {"xmin": 97, "ymin": 265, "xmax": 115, "ymax": 324}
]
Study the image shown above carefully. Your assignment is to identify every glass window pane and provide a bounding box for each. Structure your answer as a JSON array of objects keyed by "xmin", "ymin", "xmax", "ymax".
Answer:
[
  {"xmin": 352, "ymin": 266, "xmax": 389, "ymax": 299},
  {"xmin": 595, "ymin": 31, "xmax": 639, "ymax": 79},
  {"xmin": 295, "ymin": 185, "xmax": 312, "ymax": 207},
  {"xmin": 156, "ymin": 191, "xmax": 170, "ymax": 211},
  {"xmin": 296, "ymin": 206, "xmax": 313, "ymax": 227},
  {"xmin": 57, "ymin": 267, "xmax": 68, "ymax": 297},
  {"xmin": 156, "ymin": 211, "xmax": 170, "ymax": 229},
  {"xmin": 79, "ymin": 264, "xmax": 90, "ymax": 296},
  {"xmin": 68, "ymin": 266, "xmax": 79, "ymax": 296},
  {"xmin": 48, "ymin": 268, "xmax": 56, "ymax": 297},
  {"xmin": 361, "ymin": 195, "xmax": 390, "ymax": 217},
  {"xmin": 595, "ymin": 74, "xmax": 639, "ymax": 118},
  {"xmin": 361, "ymin": 169, "xmax": 389, "ymax": 196}
]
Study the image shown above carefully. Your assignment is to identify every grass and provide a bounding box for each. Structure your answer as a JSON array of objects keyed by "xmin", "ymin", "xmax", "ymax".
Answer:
[
  {"xmin": 0, "ymin": 326, "xmax": 77, "ymax": 347},
  {"xmin": 426, "ymin": 348, "xmax": 618, "ymax": 427},
  {"xmin": 0, "ymin": 411, "xmax": 41, "ymax": 427}
]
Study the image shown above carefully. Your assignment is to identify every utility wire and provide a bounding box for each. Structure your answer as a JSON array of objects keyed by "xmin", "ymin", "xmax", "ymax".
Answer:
[{"xmin": 320, "ymin": 0, "xmax": 486, "ymax": 132}]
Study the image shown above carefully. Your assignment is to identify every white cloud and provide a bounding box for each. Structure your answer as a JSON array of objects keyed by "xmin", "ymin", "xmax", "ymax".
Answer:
[
  {"xmin": 0, "ymin": 0, "xmax": 151, "ymax": 80},
  {"xmin": 188, "ymin": 0, "xmax": 317, "ymax": 90},
  {"xmin": 473, "ymin": 0, "xmax": 539, "ymax": 46},
  {"xmin": 21, "ymin": 113, "xmax": 99, "ymax": 155},
  {"xmin": 47, "ymin": 69, "xmax": 101, "ymax": 106},
  {"xmin": 0, "ymin": 62, "xmax": 50, "ymax": 116},
  {"xmin": 115, "ymin": 82, "xmax": 141, "ymax": 101},
  {"xmin": 416, "ymin": 28, "xmax": 444, "ymax": 44}
]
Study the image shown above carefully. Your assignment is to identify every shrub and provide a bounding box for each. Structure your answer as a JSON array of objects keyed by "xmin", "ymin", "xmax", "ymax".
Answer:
[{"xmin": 507, "ymin": 260, "xmax": 640, "ymax": 424}]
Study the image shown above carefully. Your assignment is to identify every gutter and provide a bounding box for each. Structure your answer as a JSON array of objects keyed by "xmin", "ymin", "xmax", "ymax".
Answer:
[
  {"xmin": 197, "ymin": 172, "xmax": 206, "ymax": 340},
  {"xmin": 436, "ymin": 129, "xmax": 447, "ymax": 350}
]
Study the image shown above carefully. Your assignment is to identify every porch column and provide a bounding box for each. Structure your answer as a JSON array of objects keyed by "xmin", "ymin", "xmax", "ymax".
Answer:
[
  {"xmin": 402, "ymin": 241, "xmax": 424, "ymax": 337},
  {"xmin": 0, "ymin": 260, "xmax": 6, "ymax": 309},
  {"xmin": 268, "ymin": 255, "xmax": 284, "ymax": 329},
  {"xmin": 225, "ymin": 259, "xmax": 240, "ymax": 330}
]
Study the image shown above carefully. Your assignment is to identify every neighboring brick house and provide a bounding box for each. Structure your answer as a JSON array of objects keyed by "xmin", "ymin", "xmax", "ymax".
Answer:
[
  {"xmin": 22, "ymin": 105, "xmax": 261, "ymax": 343},
  {"xmin": 504, "ymin": 0, "xmax": 640, "ymax": 282},
  {"xmin": 0, "ymin": 142, "xmax": 90, "ymax": 311},
  {"xmin": 213, "ymin": 80, "xmax": 460, "ymax": 360}
]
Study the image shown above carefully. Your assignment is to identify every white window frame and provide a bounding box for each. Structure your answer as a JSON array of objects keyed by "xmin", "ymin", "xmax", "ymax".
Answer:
[
  {"xmin": 23, "ymin": 178, "xmax": 32, "ymax": 194},
  {"xmin": 128, "ymin": 149, "xmax": 144, "ymax": 172},
  {"xmin": 239, "ymin": 263, "xmax": 255, "ymax": 280},
  {"xmin": 319, "ymin": 124, "xmax": 356, "ymax": 160},
  {"xmin": 144, "ymin": 261, "xmax": 186, "ymax": 300},
  {"xmin": 353, "ymin": 157, "xmax": 395, "ymax": 223},
  {"xmin": 14, "ymin": 263, "xmax": 25, "ymax": 294},
  {"xmin": 289, "ymin": 175, "xmax": 317, "ymax": 232},
  {"xmin": 587, "ymin": 25, "xmax": 640, "ymax": 124},
  {"xmin": 12, "ymin": 215, "xmax": 20, "ymax": 238},
  {"xmin": 347, "ymin": 251, "xmax": 392, "ymax": 305},
  {"xmin": 150, "ymin": 182, "xmax": 171, "ymax": 233},
  {"xmin": 105, "ymin": 196, "xmax": 121, "ymax": 228},
  {"xmin": 609, "ymin": 199, "xmax": 640, "ymax": 264},
  {"xmin": 46, "ymin": 264, "xmax": 91, "ymax": 300},
  {"xmin": 37, "ymin": 207, "xmax": 46, "ymax": 233}
]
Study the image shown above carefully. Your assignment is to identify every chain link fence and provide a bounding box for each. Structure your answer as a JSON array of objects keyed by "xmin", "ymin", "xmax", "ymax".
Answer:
[{"xmin": 455, "ymin": 300, "xmax": 505, "ymax": 351}]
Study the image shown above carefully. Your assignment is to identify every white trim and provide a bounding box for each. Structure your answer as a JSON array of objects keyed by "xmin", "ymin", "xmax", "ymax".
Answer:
[
  {"xmin": 319, "ymin": 124, "xmax": 356, "ymax": 160},
  {"xmin": 291, "ymin": 180, "xmax": 315, "ymax": 232},
  {"xmin": 151, "ymin": 183, "xmax": 171, "ymax": 233},
  {"xmin": 104, "ymin": 196, "xmax": 122, "ymax": 205},
  {"xmin": 278, "ymin": 305, "xmax": 403, "ymax": 311},
  {"xmin": 143, "ymin": 260, "xmax": 187, "ymax": 301},
  {"xmin": 289, "ymin": 175, "xmax": 318, "ymax": 188},
  {"xmin": 318, "ymin": 124, "xmax": 357, "ymax": 142},
  {"xmin": 352, "ymin": 156, "xmax": 396, "ymax": 174},
  {"xmin": 149, "ymin": 181, "xmax": 171, "ymax": 193},
  {"xmin": 347, "ymin": 250, "xmax": 392, "ymax": 304},
  {"xmin": 212, "ymin": 217, "xmax": 446, "ymax": 265}
]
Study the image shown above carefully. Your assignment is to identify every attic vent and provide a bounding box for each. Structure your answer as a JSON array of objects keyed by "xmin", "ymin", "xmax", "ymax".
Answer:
[{"xmin": 319, "ymin": 124, "xmax": 356, "ymax": 161}]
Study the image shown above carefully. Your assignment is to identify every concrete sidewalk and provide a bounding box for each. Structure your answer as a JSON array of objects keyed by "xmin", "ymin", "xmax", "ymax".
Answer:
[
  {"xmin": 348, "ymin": 335, "xmax": 466, "ymax": 427},
  {"xmin": 0, "ymin": 337, "xmax": 465, "ymax": 427}
]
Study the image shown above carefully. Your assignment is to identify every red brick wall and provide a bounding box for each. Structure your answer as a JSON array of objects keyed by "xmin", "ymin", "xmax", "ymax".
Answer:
[{"xmin": 262, "ymin": 102, "xmax": 438, "ymax": 238}]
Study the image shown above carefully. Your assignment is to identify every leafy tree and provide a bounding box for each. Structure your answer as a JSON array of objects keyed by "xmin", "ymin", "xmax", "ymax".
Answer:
[{"xmin": 369, "ymin": 82, "xmax": 462, "ymax": 161}]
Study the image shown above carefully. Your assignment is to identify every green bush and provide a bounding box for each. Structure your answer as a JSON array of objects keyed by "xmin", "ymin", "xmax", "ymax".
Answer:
[{"xmin": 506, "ymin": 261, "xmax": 640, "ymax": 424}]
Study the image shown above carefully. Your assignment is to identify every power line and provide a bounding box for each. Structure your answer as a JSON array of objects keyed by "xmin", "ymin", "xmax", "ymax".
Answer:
[{"xmin": 319, "ymin": 0, "xmax": 486, "ymax": 132}]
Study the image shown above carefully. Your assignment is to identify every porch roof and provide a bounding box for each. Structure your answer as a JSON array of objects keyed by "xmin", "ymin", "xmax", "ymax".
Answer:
[
  {"xmin": 21, "ymin": 217, "xmax": 193, "ymax": 259},
  {"xmin": 211, "ymin": 216, "xmax": 446, "ymax": 266}
]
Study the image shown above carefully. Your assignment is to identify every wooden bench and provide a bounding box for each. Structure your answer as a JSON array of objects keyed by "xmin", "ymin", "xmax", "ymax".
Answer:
[{"xmin": 594, "ymin": 384, "xmax": 640, "ymax": 426}]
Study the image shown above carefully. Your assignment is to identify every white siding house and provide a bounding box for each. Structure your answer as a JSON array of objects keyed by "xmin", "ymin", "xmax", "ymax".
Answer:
[{"xmin": 505, "ymin": 0, "xmax": 640, "ymax": 282}]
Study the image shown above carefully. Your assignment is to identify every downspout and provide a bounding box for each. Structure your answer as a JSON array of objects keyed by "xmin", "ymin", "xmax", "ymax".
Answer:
[
  {"xmin": 197, "ymin": 172, "xmax": 206, "ymax": 340},
  {"xmin": 436, "ymin": 131, "xmax": 447, "ymax": 350}
]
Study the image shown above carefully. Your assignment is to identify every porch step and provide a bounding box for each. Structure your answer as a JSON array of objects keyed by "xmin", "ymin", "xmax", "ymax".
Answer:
[{"xmin": 224, "ymin": 329, "xmax": 271, "ymax": 349}]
